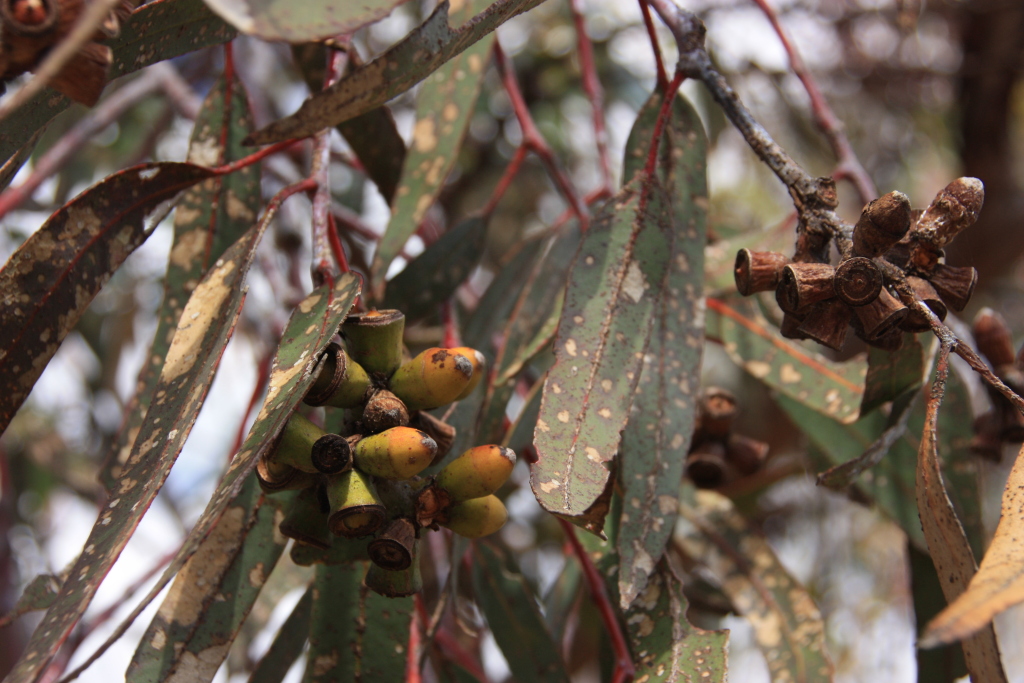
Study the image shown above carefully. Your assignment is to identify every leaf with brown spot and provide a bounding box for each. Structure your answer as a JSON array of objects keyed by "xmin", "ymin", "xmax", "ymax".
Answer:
[
  {"xmin": 0, "ymin": 574, "xmax": 62, "ymax": 629},
  {"xmin": 705, "ymin": 296, "xmax": 866, "ymax": 423},
  {"xmin": 531, "ymin": 178, "xmax": 674, "ymax": 535},
  {"xmin": 127, "ymin": 478, "xmax": 289, "ymax": 683},
  {"xmin": 914, "ymin": 351, "xmax": 1006, "ymax": 681},
  {"xmin": 616, "ymin": 88, "xmax": 707, "ymax": 609},
  {"xmin": 370, "ymin": 0, "xmax": 493, "ymax": 287},
  {"xmin": 203, "ymin": 0, "xmax": 410, "ymax": 42},
  {"xmin": 674, "ymin": 488, "xmax": 835, "ymax": 683},
  {"xmin": 100, "ymin": 73, "xmax": 260, "ymax": 492},
  {"xmin": 246, "ymin": 0, "xmax": 544, "ymax": 146},
  {"xmin": 0, "ymin": 0, "xmax": 236, "ymax": 167},
  {"xmin": 249, "ymin": 586, "xmax": 312, "ymax": 683},
  {"xmin": 0, "ymin": 161, "xmax": 215, "ymax": 440},
  {"xmin": 304, "ymin": 561, "xmax": 411, "ymax": 683},
  {"xmin": 860, "ymin": 335, "xmax": 924, "ymax": 416}
]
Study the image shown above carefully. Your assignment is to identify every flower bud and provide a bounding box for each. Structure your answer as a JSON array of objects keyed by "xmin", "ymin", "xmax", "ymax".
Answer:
[
  {"xmin": 440, "ymin": 495, "xmax": 508, "ymax": 539},
  {"xmin": 435, "ymin": 445, "xmax": 516, "ymax": 503},
  {"xmin": 353, "ymin": 427, "xmax": 437, "ymax": 480},
  {"xmin": 389, "ymin": 348, "xmax": 474, "ymax": 411}
]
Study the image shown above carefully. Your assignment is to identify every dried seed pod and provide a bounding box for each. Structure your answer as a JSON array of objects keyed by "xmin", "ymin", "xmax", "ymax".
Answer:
[
  {"xmin": 928, "ymin": 264, "xmax": 978, "ymax": 312},
  {"xmin": 449, "ymin": 347, "xmax": 486, "ymax": 400},
  {"xmin": 304, "ymin": 342, "xmax": 371, "ymax": 409},
  {"xmin": 278, "ymin": 487, "xmax": 331, "ymax": 549},
  {"xmin": 852, "ymin": 191, "xmax": 912, "ymax": 257},
  {"xmin": 779, "ymin": 311, "xmax": 810, "ymax": 340},
  {"xmin": 325, "ymin": 469, "xmax": 386, "ymax": 538},
  {"xmin": 255, "ymin": 456, "xmax": 317, "ymax": 493},
  {"xmin": 361, "ymin": 389, "xmax": 410, "ymax": 434},
  {"xmin": 364, "ymin": 554, "xmax": 422, "ymax": 598},
  {"xmin": 834, "ymin": 257, "xmax": 883, "ymax": 307},
  {"xmin": 1, "ymin": 0, "xmax": 59, "ymax": 34},
  {"xmin": 266, "ymin": 413, "xmax": 327, "ymax": 474},
  {"xmin": 973, "ymin": 308, "xmax": 1015, "ymax": 368},
  {"xmin": 342, "ymin": 309, "xmax": 405, "ymax": 377},
  {"xmin": 47, "ymin": 41, "xmax": 111, "ymax": 106},
  {"xmin": 685, "ymin": 440, "xmax": 728, "ymax": 489},
  {"xmin": 775, "ymin": 263, "xmax": 835, "ymax": 314},
  {"xmin": 734, "ymin": 249, "xmax": 789, "ymax": 296},
  {"xmin": 353, "ymin": 427, "xmax": 437, "ymax": 480},
  {"xmin": 866, "ymin": 327, "xmax": 905, "ymax": 352},
  {"xmin": 853, "ymin": 287, "xmax": 907, "ymax": 340},
  {"xmin": 409, "ymin": 411, "xmax": 456, "ymax": 465},
  {"xmin": 368, "ymin": 518, "xmax": 417, "ymax": 571},
  {"xmin": 439, "ymin": 495, "xmax": 508, "ymax": 539},
  {"xmin": 435, "ymin": 445, "xmax": 517, "ymax": 503},
  {"xmin": 389, "ymin": 348, "xmax": 474, "ymax": 411},
  {"xmin": 310, "ymin": 433, "xmax": 354, "ymax": 475},
  {"xmin": 797, "ymin": 297, "xmax": 850, "ymax": 351},
  {"xmin": 900, "ymin": 277, "xmax": 947, "ymax": 333},
  {"xmin": 725, "ymin": 434, "xmax": 769, "ymax": 477},
  {"xmin": 913, "ymin": 177, "xmax": 985, "ymax": 249},
  {"xmin": 698, "ymin": 387, "xmax": 737, "ymax": 439}
]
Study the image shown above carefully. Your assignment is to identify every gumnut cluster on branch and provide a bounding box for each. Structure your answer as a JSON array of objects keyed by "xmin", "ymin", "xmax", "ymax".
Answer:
[
  {"xmin": 0, "ymin": 0, "xmax": 137, "ymax": 105},
  {"xmin": 970, "ymin": 309, "xmax": 1024, "ymax": 461},
  {"xmin": 685, "ymin": 386, "xmax": 769, "ymax": 489},
  {"xmin": 734, "ymin": 178, "xmax": 984, "ymax": 351},
  {"xmin": 255, "ymin": 309, "xmax": 513, "ymax": 597}
]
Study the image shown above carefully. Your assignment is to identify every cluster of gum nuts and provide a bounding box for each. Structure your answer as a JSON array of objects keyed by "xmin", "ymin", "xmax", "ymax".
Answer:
[
  {"xmin": 734, "ymin": 177, "xmax": 984, "ymax": 351},
  {"xmin": 255, "ymin": 310, "xmax": 515, "ymax": 597}
]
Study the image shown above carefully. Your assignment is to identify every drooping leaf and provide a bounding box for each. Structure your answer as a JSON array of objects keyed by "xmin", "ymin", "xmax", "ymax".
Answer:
[
  {"xmin": 675, "ymin": 488, "xmax": 834, "ymax": 683},
  {"xmin": 860, "ymin": 335, "xmax": 924, "ymax": 416},
  {"xmin": 531, "ymin": 179, "xmax": 674, "ymax": 534},
  {"xmin": 0, "ymin": 0, "xmax": 236, "ymax": 166},
  {"xmin": 370, "ymin": 0, "xmax": 492, "ymax": 284},
  {"xmin": 202, "ymin": 0, "xmax": 410, "ymax": 41},
  {"xmin": 303, "ymin": 562, "xmax": 411, "ymax": 683},
  {"xmin": 910, "ymin": 545, "xmax": 967, "ymax": 683},
  {"xmin": 706, "ymin": 296, "xmax": 866, "ymax": 423},
  {"xmin": 383, "ymin": 215, "xmax": 489, "ymax": 319},
  {"xmin": 616, "ymin": 88, "xmax": 707, "ymax": 608},
  {"xmin": 0, "ymin": 162, "xmax": 215, "ymax": 439},
  {"xmin": 127, "ymin": 478, "xmax": 289, "ymax": 683},
  {"xmin": 246, "ymin": 0, "xmax": 545, "ymax": 145},
  {"xmin": 248, "ymin": 587, "xmax": 312, "ymax": 683},
  {"xmin": 0, "ymin": 128, "xmax": 44, "ymax": 193},
  {"xmin": 472, "ymin": 542, "xmax": 570, "ymax": 683},
  {"xmin": 101, "ymin": 73, "xmax": 260, "ymax": 491},
  {"xmin": 0, "ymin": 574, "xmax": 62, "ymax": 629}
]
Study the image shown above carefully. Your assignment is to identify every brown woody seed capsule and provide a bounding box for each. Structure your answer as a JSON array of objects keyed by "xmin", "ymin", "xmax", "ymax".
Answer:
[
  {"xmin": 853, "ymin": 287, "xmax": 907, "ymax": 340},
  {"xmin": 852, "ymin": 191, "xmax": 912, "ymax": 257},
  {"xmin": 900, "ymin": 277, "xmax": 947, "ymax": 333},
  {"xmin": 686, "ymin": 440, "xmax": 728, "ymax": 489},
  {"xmin": 775, "ymin": 263, "xmax": 835, "ymax": 313},
  {"xmin": 972, "ymin": 308, "xmax": 1015, "ymax": 368},
  {"xmin": 310, "ymin": 433, "xmax": 353, "ymax": 475},
  {"xmin": 834, "ymin": 257, "xmax": 883, "ymax": 307},
  {"xmin": 725, "ymin": 434, "xmax": 769, "ymax": 477},
  {"xmin": 866, "ymin": 328, "xmax": 905, "ymax": 352},
  {"xmin": 797, "ymin": 298, "xmax": 851, "ymax": 351},
  {"xmin": 2, "ymin": 0, "xmax": 58, "ymax": 32},
  {"xmin": 913, "ymin": 177, "xmax": 985, "ymax": 249},
  {"xmin": 368, "ymin": 518, "xmax": 417, "ymax": 571},
  {"xmin": 361, "ymin": 389, "xmax": 410, "ymax": 434},
  {"xmin": 734, "ymin": 249, "xmax": 789, "ymax": 296},
  {"xmin": 779, "ymin": 311, "xmax": 811, "ymax": 340},
  {"xmin": 698, "ymin": 388, "xmax": 737, "ymax": 438},
  {"xmin": 255, "ymin": 456, "xmax": 317, "ymax": 493},
  {"xmin": 928, "ymin": 264, "xmax": 977, "ymax": 312}
]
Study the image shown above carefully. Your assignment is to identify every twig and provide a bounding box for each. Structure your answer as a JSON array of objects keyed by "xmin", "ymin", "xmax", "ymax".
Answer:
[
  {"xmin": 494, "ymin": 43, "xmax": 589, "ymax": 231},
  {"xmin": 749, "ymin": 0, "xmax": 876, "ymax": 205},
  {"xmin": 326, "ymin": 214, "xmax": 351, "ymax": 274},
  {"xmin": 435, "ymin": 627, "xmax": 490, "ymax": 683},
  {"xmin": 569, "ymin": 0, "xmax": 613, "ymax": 193},
  {"xmin": 309, "ymin": 50, "xmax": 345, "ymax": 287},
  {"xmin": 558, "ymin": 518, "xmax": 635, "ymax": 683},
  {"xmin": 407, "ymin": 594, "xmax": 424, "ymax": 683},
  {"xmin": 639, "ymin": 0, "xmax": 669, "ymax": 90},
  {"xmin": 481, "ymin": 145, "xmax": 527, "ymax": 218},
  {"xmin": 441, "ymin": 300, "xmax": 460, "ymax": 348}
]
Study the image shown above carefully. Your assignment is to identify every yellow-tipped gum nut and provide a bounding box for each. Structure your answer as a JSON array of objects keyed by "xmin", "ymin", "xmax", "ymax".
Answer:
[
  {"xmin": 389, "ymin": 348, "xmax": 474, "ymax": 411},
  {"xmin": 353, "ymin": 427, "xmax": 437, "ymax": 480},
  {"xmin": 441, "ymin": 495, "xmax": 508, "ymax": 539},
  {"xmin": 325, "ymin": 469, "xmax": 386, "ymax": 538},
  {"xmin": 435, "ymin": 445, "xmax": 516, "ymax": 503},
  {"xmin": 267, "ymin": 412, "xmax": 325, "ymax": 473},
  {"xmin": 449, "ymin": 347, "xmax": 486, "ymax": 400}
]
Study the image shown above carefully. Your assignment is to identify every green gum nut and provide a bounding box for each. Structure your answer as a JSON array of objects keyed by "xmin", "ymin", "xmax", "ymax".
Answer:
[
  {"xmin": 388, "ymin": 348, "xmax": 474, "ymax": 411},
  {"xmin": 440, "ymin": 495, "xmax": 508, "ymax": 539},
  {"xmin": 449, "ymin": 346, "xmax": 486, "ymax": 400},
  {"xmin": 325, "ymin": 469, "xmax": 387, "ymax": 538},
  {"xmin": 278, "ymin": 487, "xmax": 331, "ymax": 549},
  {"xmin": 435, "ymin": 445, "xmax": 516, "ymax": 503},
  {"xmin": 342, "ymin": 309, "xmax": 405, "ymax": 378},
  {"xmin": 304, "ymin": 342, "xmax": 371, "ymax": 409},
  {"xmin": 364, "ymin": 551, "xmax": 422, "ymax": 598},
  {"xmin": 255, "ymin": 455, "xmax": 317, "ymax": 494},
  {"xmin": 353, "ymin": 427, "xmax": 437, "ymax": 480},
  {"xmin": 266, "ymin": 412, "xmax": 326, "ymax": 474}
]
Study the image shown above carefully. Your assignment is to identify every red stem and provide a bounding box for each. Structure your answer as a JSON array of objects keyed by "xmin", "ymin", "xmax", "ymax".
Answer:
[
  {"xmin": 639, "ymin": 0, "xmax": 668, "ymax": 91},
  {"xmin": 435, "ymin": 627, "xmax": 490, "ymax": 683},
  {"xmin": 558, "ymin": 518, "xmax": 635, "ymax": 683},
  {"xmin": 229, "ymin": 349, "xmax": 273, "ymax": 460},
  {"xmin": 407, "ymin": 595, "xmax": 425, "ymax": 683},
  {"xmin": 569, "ymin": 0, "xmax": 612, "ymax": 192},
  {"xmin": 482, "ymin": 145, "xmax": 527, "ymax": 217},
  {"xmin": 441, "ymin": 300, "xmax": 460, "ymax": 348},
  {"xmin": 643, "ymin": 71, "xmax": 686, "ymax": 182},
  {"xmin": 211, "ymin": 139, "xmax": 303, "ymax": 176},
  {"xmin": 326, "ymin": 213, "xmax": 351, "ymax": 274}
]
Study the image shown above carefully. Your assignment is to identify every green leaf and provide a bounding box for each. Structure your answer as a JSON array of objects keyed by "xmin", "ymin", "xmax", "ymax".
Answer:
[
  {"xmin": 127, "ymin": 478, "xmax": 289, "ymax": 682},
  {"xmin": 248, "ymin": 587, "xmax": 312, "ymax": 683},
  {"xmin": 203, "ymin": 0, "xmax": 410, "ymax": 42},
  {"xmin": 472, "ymin": 542, "xmax": 570, "ymax": 683},
  {"xmin": 246, "ymin": 0, "xmax": 545, "ymax": 145},
  {"xmin": 303, "ymin": 562, "xmax": 411, "ymax": 683},
  {"xmin": 0, "ymin": 162, "xmax": 215, "ymax": 439},
  {"xmin": 463, "ymin": 237, "xmax": 545, "ymax": 352},
  {"xmin": 0, "ymin": 574, "xmax": 61, "ymax": 629},
  {"xmin": 531, "ymin": 178, "xmax": 674, "ymax": 535},
  {"xmin": 675, "ymin": 489, "xmax": 834, "ymax": 683},
  {"xmin": 706, "ymin": 296, "xmax": 866, "ymax": 423},
  {"xmin": 101, "ymin": 73, "xmax": 261, "ymax": 492},
  {"xmin": 383, "ymin": 215, "xmax": 489, "ymax": 320},
  {"xmin": 616, "ymin": 88, "xmax": 708, "ymax": 608},
  {"xmin": 0, "ymin": 0, "xmax": 236, "ymax": 166},
  {"xmin": 860, "ymin": 335, "xmax": 924, "ymax": 416}
]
